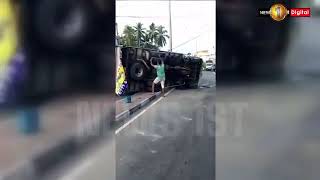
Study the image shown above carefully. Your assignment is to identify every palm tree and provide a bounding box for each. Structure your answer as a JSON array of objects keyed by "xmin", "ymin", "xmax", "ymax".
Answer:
[
  {"xmin": 141, "ymin": 33, "xmax": 150, "ymax": 48},
  {"xmin": 120, "ymin": 22, "xmax": 168, "ymax": 50},
  {"xmin": 147, "ymin": 23, "xmax": 158, "ymax": 46},
  {"xmin": 133, "ymin": 22, "xmax": 146, "ymax": 47},
  {"xmin": 122, "ymin": 25, "xmax": 136, "ymax": 47},
  {"xmin": 141, "ymin": 34, "xmax": 159, "ymax": 50},
  {"xmin": 156, "ymin": 25, "xmax": 170, "ymax": 48}
]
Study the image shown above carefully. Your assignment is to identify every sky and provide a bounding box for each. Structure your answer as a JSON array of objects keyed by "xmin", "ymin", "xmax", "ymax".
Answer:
[{"xmin": 116, "ymin": 1, "xmax": 216, "ymax": 55}]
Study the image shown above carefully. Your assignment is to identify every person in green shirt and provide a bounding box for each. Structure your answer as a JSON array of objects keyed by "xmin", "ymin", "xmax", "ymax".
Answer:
[{"xmin": 151, "ymin": 58, "xmax": 166, "ymax": 96}]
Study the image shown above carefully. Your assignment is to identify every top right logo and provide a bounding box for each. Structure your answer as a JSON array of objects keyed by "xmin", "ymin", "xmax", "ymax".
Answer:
[
  {"xmin": 270, "ymin": 4, "xmax": 289, "ymax": 21},
  {"xmin": 259, "ymin": 3, "xmax": 311, "ymax": 21}
]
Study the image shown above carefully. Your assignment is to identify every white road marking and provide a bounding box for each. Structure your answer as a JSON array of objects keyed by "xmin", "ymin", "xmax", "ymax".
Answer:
[
  {"xmin": 151, "ymin": 134, "xmax": 163, "ymax": 142},
  {"xmin": 115, "ymin": 88, "xmax": 175, "ymax": 135},
  {"xmin": 150, "ymin": 150, "xmax": 158, "ymax": 154},
  {"xmin": 135, "ymin": 130, "xmax": 163, "ymax": 142},
  {"xmin": 181, "ymin": 116, "xmax": 193, "ymax": 121},
  {"xmin": 136, "ymin": 130, "xmax": 146, "ymax": 136},
  {"xmin": 115, "ymin": 108, "xmax": 148, "ymax": 135},
  {"xmin": 164, "ymin": 88, "xmax": 175, "ymax": 96}
]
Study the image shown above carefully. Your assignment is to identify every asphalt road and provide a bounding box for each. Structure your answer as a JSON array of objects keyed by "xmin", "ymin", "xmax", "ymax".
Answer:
[
  {"xmin": 199, "ymin": 70, "xmax": 216, "ymax": 88},
  {"xmin": 44, "ymin": 71, "xmax": 215, "ymax": 180},
  {"xmin": 116, "ymin": 71, "xmax": 215, "ymax": 180}
]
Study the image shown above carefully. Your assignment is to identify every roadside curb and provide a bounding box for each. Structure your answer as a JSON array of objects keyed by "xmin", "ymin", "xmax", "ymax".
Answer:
[{"xmin": 114, "ymin": 92, "xmax": 161, "ymax": 125}]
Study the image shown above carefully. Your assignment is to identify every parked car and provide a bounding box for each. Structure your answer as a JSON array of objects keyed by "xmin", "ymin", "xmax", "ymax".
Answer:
[{"xmin": 205, "ymin": 59, "xmax": 215, "ymax": 71}]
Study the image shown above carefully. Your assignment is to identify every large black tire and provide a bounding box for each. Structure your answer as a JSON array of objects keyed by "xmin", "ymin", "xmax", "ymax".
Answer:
[
  {"xmin": 34, "ymin": 0, "xmax": 92, "ymax": 51},
  {"xmin": 130, "ymin": 62, "xmax": 146, "ymax": 81}
]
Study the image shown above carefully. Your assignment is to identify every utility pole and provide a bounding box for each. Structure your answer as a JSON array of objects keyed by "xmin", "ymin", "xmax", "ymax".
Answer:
[
  {"xmin": 196, "ymin": 39, "xmax": 198, "ymax": 53},
  {"xmin": 169, "ymin": 0, "xmax": 173, "ymax": 52},
  {"xmin": 115, "ymin": 23, "xmax": 119, "ymax": 45}
]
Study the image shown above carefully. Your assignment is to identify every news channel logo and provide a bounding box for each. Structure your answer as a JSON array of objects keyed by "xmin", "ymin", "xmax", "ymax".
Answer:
[
  {"xmin": 258, "ymin": 3, "xmax": 311, "ymax": 22},
  {"xmin": 270, "ymin": 4, "xmax": 289, "ymax": 21}
]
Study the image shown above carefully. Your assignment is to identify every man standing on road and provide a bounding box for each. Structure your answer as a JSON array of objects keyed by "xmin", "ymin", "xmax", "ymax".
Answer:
[{"xmin": 151, "ymin": 58, "xmax": 166, "ymax": 96}]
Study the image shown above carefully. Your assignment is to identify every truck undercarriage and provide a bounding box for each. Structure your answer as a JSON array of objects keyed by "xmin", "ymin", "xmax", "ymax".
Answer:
[{"xmin": 118, "ymin": 47, "xmax": 203, "ymax": 95}]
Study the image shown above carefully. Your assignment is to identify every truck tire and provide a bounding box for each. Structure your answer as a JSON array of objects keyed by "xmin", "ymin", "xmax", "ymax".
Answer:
[
  {"xmin": 34, "ymin": 0, "xmax": 92, "ymax": 51},
  {"xmin": 130, "ymin": 62, "xmax": 146, "ymax": 81}
]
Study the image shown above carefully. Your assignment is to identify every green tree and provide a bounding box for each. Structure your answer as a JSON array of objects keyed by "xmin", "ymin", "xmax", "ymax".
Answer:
[
  {"xmin": 147, "ymin": 23, "xmax": 158, "ymax": 46},
  {"xmin": 142, "ymin": 33, "xmax": 150, "ymax": 48},
  {"xmin": 156, "ymin": 25, "xmax": 170, "ymax": 48},
  {"xmin": 119, "ymin": 22, "xmax": 169, "ymax": 50},
  {"xmin": 133, "ymin": 22, "xmax": 146, "ymax": 47},
  {"xmin": 122, "ymin": 25, "xmax": 136, "ymax": 47}
]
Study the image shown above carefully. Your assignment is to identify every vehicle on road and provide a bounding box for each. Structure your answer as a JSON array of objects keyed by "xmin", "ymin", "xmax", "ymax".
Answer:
[
  {"xmin": 205, "ymin": 59, "xmax": 215, "ymax": 71},
  {"xmin": 116, "ymin": 47, "xmax": 203, "ymax": 95}
]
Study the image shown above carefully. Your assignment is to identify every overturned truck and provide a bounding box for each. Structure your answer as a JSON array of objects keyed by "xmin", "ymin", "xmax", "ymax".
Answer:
[{"xmin": 116, "ymin": 47, "xmax": 203, "ymax": 95}]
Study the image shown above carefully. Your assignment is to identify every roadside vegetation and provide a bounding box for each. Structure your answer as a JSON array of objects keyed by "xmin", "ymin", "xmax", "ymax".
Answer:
[{"xmin": 118, "ymin": 22, "xmax": 170, "ymax": 50}]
